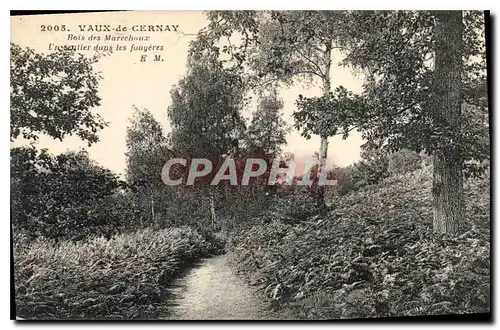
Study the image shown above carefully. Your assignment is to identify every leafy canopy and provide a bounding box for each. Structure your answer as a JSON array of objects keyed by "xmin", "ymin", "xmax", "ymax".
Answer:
[
  {"xmin": 10, "ymin": 43, "xmax": 106, "ymax": 145},
  {"xmin": 125, "ymin": 107, "xmax": 171, "ymax": 187},
  {"xmin": 292, "ymin": 11, "xmax": 488, "ymax": 177}
]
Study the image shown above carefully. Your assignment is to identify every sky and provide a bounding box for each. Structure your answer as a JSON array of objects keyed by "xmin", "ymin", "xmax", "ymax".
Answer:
[{"xmin": 10, "ymin": 11, "xmax": 364, "ymax": 176}]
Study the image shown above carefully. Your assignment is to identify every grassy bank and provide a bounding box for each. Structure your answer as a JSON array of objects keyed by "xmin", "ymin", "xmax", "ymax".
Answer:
[
  {"xmin": 229, "ymin": 166, "xmax": 490, "ymax": 319},
  {"xmin": 14, "ymin": 226, "xmax": 224, "ymax": 320}
]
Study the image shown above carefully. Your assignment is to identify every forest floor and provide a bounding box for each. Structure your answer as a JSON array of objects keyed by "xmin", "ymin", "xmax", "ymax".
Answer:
[
  {"xmin": 163, "ymin": 254, "xmax": 280, "ymax": 320},
  {"xmin": 228, "ymin": 166, "xmax": 490, "ymax": 319}
]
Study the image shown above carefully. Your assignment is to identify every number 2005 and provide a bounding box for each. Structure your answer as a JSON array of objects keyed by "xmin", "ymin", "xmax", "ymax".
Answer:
[{"xmin": 40, "ymin": 25, "xmax": 67, "ymax": 32}]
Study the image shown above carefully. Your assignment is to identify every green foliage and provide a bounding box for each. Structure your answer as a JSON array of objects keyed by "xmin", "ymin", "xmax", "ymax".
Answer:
[
  {"xmin": 10, "ymin": 43, "xmax": 106, "ymax": 145},
  {"xmin": 14, "ymin": 227, "xmax": 225, "ymax": 320},
  {"xmin": 11, "ymin": 147, "xmax": 126, "ymax": 240},
  {"xmin": 124, "ymin": 107, "xmax": 177, "ymax": 228},
  {"xmin": 294, "ymin": 86, "xmax": 365, "ymax": 140},
  {"xmin": 247, "ymin": 11, "xmax": 347, "ymax": 87},
  {"xmin": 229, "ymin": 166, "xmax": 490, "ymax": 318},
  {"xmin": 343, "ymin": 11, "xmax": 487, "ymax": 177},
  {"xmin": 387, "ymin": 149, "xmax": 423, "ymax": 176},
  {"xmin": 125, "ymin": 107, "xmax": 171, "ymax": 186},
  {"xmin": 344, "ymin": 156, "xmax": 390, "ymax": 192},
  {"xmin": 168, "ymin": 63, "xmax": 246, "ymax": 159},
  {"xmin": 268, "ymin": 186, "xmax": 325, "ymax": 221},
  {"xmin": 328, "ymin": 166, "xmax": 353, "ymax": 196},
  {"xmin": 244, "ymin": 91, "xmax": 290, "ymax": 157}
]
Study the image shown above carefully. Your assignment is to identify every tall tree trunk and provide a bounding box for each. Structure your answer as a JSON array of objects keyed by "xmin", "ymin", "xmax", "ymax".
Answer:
[
  {"xmin": 320, "ymin": 42, "xmax": 332, "ymax": 168},
  {"xmin": 313, "ymin": 42, "xmax": 333, "ymax": 205},
  {"xmin": 432, "ymin": 11, "xmax": 464, "ymax": 235}
]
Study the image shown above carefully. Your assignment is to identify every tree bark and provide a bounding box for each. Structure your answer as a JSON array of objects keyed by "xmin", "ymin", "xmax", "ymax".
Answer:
[
  {"xmin": 432, "ymin": 11, "xmax": 465, "ymax": 235},
  {"xmin": 320, "ymin": 42, "xmax": 332, "ymax": 168},
  {"xmin": 312, "ymin": 42, "xmax": 333, "ymax": 205},
  {"xmin": 209, "ymin": 189, "xmax": 217, "ymax": 225},
  {"xmin": 150, "ymin": 195, "xmax": 155, "ymax": 223}
]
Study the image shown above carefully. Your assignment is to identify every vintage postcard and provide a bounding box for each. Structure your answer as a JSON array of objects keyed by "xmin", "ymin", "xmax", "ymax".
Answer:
[{"xmin": 10, "ymin": 10, "xmax": 490, "ymax": 320}]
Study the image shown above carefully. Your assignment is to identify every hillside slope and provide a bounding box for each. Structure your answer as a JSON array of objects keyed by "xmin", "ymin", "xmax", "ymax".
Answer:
[{"xmin": 229, "ymin": 166, "xmax": 490, "ymax": 319}]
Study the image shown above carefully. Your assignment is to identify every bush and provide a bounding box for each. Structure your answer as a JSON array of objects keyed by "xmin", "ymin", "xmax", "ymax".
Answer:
[
  {"xmin": 14, "ymin": 226, "xmax": 225, "ymax": 320},
  {"xmin": 328, "ymin": 156, "xmax": 389, "ymax": 197},
  {"xmin": 329, "ymin": 166, "xmax": 354, "ymax": 196},
  {"xmin": 331, "ymin": 149, "xmax": 426, "ymax": 197},
  {"xmin": 11, "ymin": 147, "xmax": 127, "ymax": 241},
  {"xmin": 216, "ymin": 187, "xmax": 273, "ymax": 231},
  {"xmin": 229, "ymin": 167, "xmax": 490, "ymax": 319},
  {"xmin": 350, "ymin": 156, "xmax": 389, "ymax": 189},
  {"xmin": 387, "ymin": 149, "xmax": 423, "ymax": 176},
  {"xmin": 270, "ymin": 186, "xmax": 325, "ymax": 220}
]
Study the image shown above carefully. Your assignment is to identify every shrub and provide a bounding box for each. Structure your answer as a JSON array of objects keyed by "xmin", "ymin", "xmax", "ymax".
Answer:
[
  {"xmin": 269, "ymin": 186, "xmax": 325, "ymax": 220},
  {"xmin": 387, "ymin": 149, "xmax": 423, "ymax": 176},
  {"xmin": 329, "ymin": 156, "xmax": 389, "ymax": 197},
  {"xmin": 329, "ymin": 166, "xmax": 354, "ymax": 196},
  {"xmin": 350, "ymin": 156, "xmax": 389, "ymax": 189},
  {"xmin": 11, "ymin": 147, "xmax": 127, "ymax": 241},
  {"xmin": 14, "ymin": 226, "xmax": 225, "ymax": 320},
  {"xmin": 216, "ymin": 187, "xmax": 273, "ymax": 231}
]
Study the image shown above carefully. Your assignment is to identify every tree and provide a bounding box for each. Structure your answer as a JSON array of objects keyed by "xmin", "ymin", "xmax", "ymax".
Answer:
[
  {"xmin": 191, "ymin": 11, "xmax": 351, "ymax": 169},
  {"xmin": 169, "ymin": 64, "xmax": 245, "ymax": 159},
  {"xmin": 125, "ymin": 107, "xmax": 171, "ymax": 185},
  {"xmin": 432, "ymin": 11, "xmax": 464, "ymax": 234},
  {"xmin": 10, "ymin": 43, "xmax": 106, "ymax": 145},
  {"xmin": 125, "ymin": 107, "xmax": 172, "ymax": 226},
  {"xmin": 293, "ymin": 11, "xmax": 488, "ymax": 235},
  {"xmin": 11, "ymin": 147, "xmax": 123, "ymax": 240},
  {"xmin": 244, "ymin": 90, "xmax": 289, "ymax": 158},
  {"xmin": 168, "ymin": 59, "xmax": 246, "ymax": 224}
]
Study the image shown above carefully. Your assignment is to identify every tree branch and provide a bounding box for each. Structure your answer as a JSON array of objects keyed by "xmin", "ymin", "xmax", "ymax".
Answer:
[
  {"xmin": 295, "ymin": 48, "xmax": 325, "ymax": 77},
  {"xmin": 253, "ymin": 70, "xmax": 323, "ymax": 89},
  {"xmin": 332, "ymin": 101, "xmax": 420, "ymax": 139}
]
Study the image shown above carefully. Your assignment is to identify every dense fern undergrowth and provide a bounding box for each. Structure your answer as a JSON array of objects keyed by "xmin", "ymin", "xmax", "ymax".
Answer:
[
  {"xmin": 13, "ymin": 165, "xmax": 490, "ymax": 320},
  {"xmin": 14, "ymin": 227, "xmax": 224, "ymax": 320},
  {"xmin": 229, "ymin": 166, "xmax": 490, "ymax": 319}
]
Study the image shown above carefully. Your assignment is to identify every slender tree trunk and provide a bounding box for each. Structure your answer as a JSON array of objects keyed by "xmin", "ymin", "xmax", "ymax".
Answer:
[
  {"xmin": 312, "ymin": 42, "xmax": 333, "ymax": 206},
  {"xmin": 150, "ymin": 195, "xmax": 155, "ymax": 223},
  {"xmin": 432, "ymin": 11, "xmax": 464, "ymax": 235},
  {"xmin": 320, "ymin": 42, "xmax": 332, "ymax": 168},
  {"xmin": 209, "ymin": 189, "xmax": 217, "ymax": 225}
]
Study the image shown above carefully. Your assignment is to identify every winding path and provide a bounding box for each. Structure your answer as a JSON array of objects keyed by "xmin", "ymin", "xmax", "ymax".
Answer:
[{"xmin": 163, "ymin": 254, "xmax": 278, "ymax": 320}]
